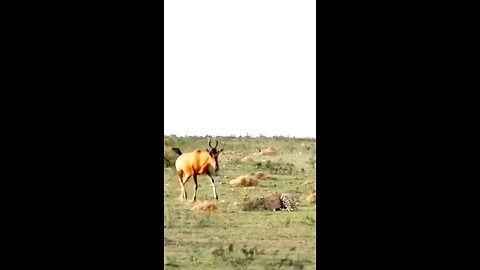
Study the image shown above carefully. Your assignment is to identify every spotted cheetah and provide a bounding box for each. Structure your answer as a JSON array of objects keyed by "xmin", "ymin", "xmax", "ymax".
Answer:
[
  {"xmin": 242, "ymin": 193, "xmax": 297, "ymax": 211},
  {"xmin": 280, "ymin": 193, "xmax": 297, "ymax": 211}
]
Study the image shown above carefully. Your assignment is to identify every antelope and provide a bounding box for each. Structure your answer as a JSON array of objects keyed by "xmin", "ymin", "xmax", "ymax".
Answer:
[{"xmin": 172, "ymin": 138, "xmax": 224, "ymax": 202}]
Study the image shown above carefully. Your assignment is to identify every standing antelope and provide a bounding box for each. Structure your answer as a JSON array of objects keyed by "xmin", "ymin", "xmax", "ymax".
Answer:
[{"xmin": 172, "ymin": 138, "xmax": 224, "ymax": 202}]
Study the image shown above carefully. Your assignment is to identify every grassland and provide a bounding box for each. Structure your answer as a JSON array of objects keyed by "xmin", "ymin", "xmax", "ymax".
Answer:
[{"xmin": 164, "ymin": 136, "xmax": 316, "ymax": 269}]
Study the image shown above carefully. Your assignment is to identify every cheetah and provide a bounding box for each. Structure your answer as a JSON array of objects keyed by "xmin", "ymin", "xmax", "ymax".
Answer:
[
  {"xmin": 242, "ymin": 193, "xmax": 297, "ymax": 211},
  {"xmin": 280, "ymin": 193, "xmax": 297, "ymax": 211}
]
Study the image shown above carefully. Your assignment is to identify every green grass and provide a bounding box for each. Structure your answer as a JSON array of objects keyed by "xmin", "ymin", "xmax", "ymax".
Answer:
[{"xmin": 164, "ymin": 135, "xmax": 316, "ymax": 269}]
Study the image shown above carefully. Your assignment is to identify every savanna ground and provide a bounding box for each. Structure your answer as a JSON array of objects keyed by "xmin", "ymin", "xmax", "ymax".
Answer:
[{"xmin": 164, "ymin": 136, "xmax": 316, "ymax": 269}]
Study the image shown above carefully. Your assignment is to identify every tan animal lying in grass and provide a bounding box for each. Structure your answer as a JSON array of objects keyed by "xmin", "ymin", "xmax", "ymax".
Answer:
[
  {"xmin": 257, "ymin": 147, "xmax": 277, "ymax": 156},
  {"xmin": 242, "ymin": 193, "xmax": 297, "ymax": 211}
]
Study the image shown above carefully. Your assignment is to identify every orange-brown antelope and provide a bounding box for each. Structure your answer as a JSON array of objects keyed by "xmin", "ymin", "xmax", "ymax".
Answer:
[{"xmin": 172, "ymin": 138, "xmax": 224, "ymax": 202}]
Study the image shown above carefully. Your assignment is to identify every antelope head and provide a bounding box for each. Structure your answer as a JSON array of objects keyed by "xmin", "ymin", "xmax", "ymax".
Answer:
[{"xmin": 206, "ymin": 138, "xmax": 223, "ymax": 171}]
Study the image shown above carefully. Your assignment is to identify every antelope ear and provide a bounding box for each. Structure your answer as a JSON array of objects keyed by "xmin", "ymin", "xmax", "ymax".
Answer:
[
  {"xmin": 219, "ymin": 148, "xmax": 224, "ymax": 153},
  {"xmin": 206, "ymin": 148, "xmax": 209, "ymax": 152}
]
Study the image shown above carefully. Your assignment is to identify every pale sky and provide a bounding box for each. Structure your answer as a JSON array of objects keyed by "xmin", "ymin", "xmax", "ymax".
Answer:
[{"xmin": 164, "ymin": 0, "xmax": 316, "ymax": 138}]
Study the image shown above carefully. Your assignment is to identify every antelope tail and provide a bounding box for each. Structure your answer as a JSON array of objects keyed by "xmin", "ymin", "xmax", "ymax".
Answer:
[{"xmin": 171, "ymin": 147, "xmax": 182, "ymax": 156}]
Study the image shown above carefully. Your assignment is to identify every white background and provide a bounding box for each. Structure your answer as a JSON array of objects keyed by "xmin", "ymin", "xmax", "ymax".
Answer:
[{"xmin": 164, "ymin": 0, "xmax": 316, "ymax": 138}]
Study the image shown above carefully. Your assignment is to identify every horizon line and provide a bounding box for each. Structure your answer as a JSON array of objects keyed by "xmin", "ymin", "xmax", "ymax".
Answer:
[{"xmin": 163, "ymin": 133, "xmax": 316, "ymax": 139}]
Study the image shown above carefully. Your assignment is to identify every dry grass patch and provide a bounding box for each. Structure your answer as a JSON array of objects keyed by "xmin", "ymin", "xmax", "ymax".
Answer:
[
  {"xmin": 229, "ymin": 176, "xmax": 259, "ymax": 187},
  {"xmin": 300, "ymin": 180, "xmax": 314, "ymax": 186},
  {"xmin": 191, "ymin": 201, "xmax": 218, "ymax": 212},
  {"xmin": 240, "ymin": 156, "xmax": 254, "ymax": 163},
  {"xmin": 306, "ymin": 192, "xmax": 316, "ymax": 204},
  {"xmin": 229, "ymin": 171, "xmax": 270, "ymax": 187}
]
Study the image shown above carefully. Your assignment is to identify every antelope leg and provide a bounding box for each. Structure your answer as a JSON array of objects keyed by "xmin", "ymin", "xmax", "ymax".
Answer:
[
  {"xmin": 208, "ymin": 174, "xmax": 218, "ymax": 200},
  {"xmin": 192, "ymin": 175, "xmax": 198, "ymax": 202},
  {"xmin": 179, "ymin": 174, "xmax": 191, "ymax": 200}
]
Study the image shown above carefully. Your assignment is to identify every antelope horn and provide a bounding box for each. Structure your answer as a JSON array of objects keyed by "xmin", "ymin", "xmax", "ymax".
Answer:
[
  {"xmin": 208, "ymin": 138, "xmax": 213, "ymax": 148},
  {"xmin": 214, "ymin": 139, "xmax": 218, "ymax": 148}
]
